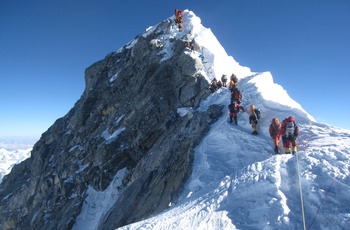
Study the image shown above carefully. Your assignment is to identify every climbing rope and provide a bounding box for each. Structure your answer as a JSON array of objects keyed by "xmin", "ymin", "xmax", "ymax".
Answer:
[
  {"xmin": 308, "ymin": 178, "xmax": 336, "ymax": 230},
  {"xmin": 295, "ymin": 151, "xmax": 307, "ymax": 230}
]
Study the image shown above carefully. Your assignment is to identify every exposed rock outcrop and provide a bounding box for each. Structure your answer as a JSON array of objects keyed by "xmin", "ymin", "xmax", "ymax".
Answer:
[{"xmin": 0, "ymin": 16, "xmax": 223, "ymax": 229}]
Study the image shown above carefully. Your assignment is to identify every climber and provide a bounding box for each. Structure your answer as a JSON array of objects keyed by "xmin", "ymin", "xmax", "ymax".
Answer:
[
  {"xmin": 249, "ymin": 105, "xmax": 260, "ymax": 135},
  {"xmin": 230, "ymin": 74, "xmax": 238, "ymax": 84},
  {"xmin": 280, "ymin": 116, "xmax": 299, "ymax": 154},
  {"xmin": 269, "ymin": 118, "xmax": 281, "ymax": 154},
  {"xmin": 210, "ymin": 78, "xmax": 218, "ymax": 92},
  {"xmin": 174, "ymin": 9, "xmax": 183, "ymax": 31},
  {"xmin": 221, "ymin": 74, "xmax": 228, "ymax": 87},
  {"xmin": 228, "ymin": 101, "xmax": 245, "ymax": 124},
  {"xmin": 228, "ymin": 80, "xmax": 237, "ymax": 91},
  {"xmin": 185, "ymin": 41, "xmax": 194, "ymax": 52},
  {"xmin": 174, "ymin": 9, "xmax": 183, "ymax": 23},
  {"xmin": 230, "ymin": 87, "xmax": 242, "ymax": 104},
  {"xmin": 178, "ymin": 18, "xmax": 183, "ymax": 31},
  {"xmin": 217, "ymin": 80, "xmax": 222, "ymax": 89}
]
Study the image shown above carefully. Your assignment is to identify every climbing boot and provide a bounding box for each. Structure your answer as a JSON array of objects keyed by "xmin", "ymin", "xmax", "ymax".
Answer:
[
  {"xmin": 284, "ymin": 147, "xmax": 291, "ymax": 154},
  {"xmin": 292, "ymin": 146, "xmax": 297, "ymax": 154},
  {"xmin": 274, "ymin": 146, "xmax": 280, "ymax": 154}
]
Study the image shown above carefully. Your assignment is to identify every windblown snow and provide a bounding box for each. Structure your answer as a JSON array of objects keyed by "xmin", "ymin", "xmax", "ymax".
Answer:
[{"xmin": 1, "ymin": 10, "xmax": 350, "ymax": 230}]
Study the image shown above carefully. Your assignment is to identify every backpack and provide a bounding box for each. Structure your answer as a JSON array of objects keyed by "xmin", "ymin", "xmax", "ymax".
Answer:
[
  {"xmin": 231, "ymin": 74, "xmax": 238, "ymax": 83},
  {"xmin": 285, "ymin": 121, "xmax": 295, "ymax": 136},
  {"xmin": 231, "ymin": 88, "xmax": 242, "ymax": 102},
  {"xmin": 221, "ymin": 75, "xmax": 228, "ymax": 82},
  {"xmin": 254, "ymin": 108, "xmax": 261, "ymax": 120},
  {"xmin": 217, "ymin": 80, "xmax": 222, "ymax": 88},
  {"xmin": 229, "ymin": 102, "xmax": 236, "ymax": 112},
  {"xmin": 271, "ymin": 123, "xmax": 280, "ymax": 135}
]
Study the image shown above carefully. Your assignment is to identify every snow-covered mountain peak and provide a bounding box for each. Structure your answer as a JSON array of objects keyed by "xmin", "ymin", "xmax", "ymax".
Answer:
[
  {"xmin": 1, "ymin": 10, "xmax": 349, "ymax": 230},
  {"xmin": 137, "ymin": 10, "xmax": 252, "ymax": 82}
]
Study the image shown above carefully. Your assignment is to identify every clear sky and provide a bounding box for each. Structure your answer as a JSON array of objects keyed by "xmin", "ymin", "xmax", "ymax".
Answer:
[{"xmin": 1, "ymin": 0, "xmax": 349, "ymax": 137}]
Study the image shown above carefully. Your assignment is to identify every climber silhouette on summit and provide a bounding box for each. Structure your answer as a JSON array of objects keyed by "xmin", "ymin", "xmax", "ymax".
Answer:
[{"xmin": 174, "ymin": 9, "xmax": 183, "ymax": 31}]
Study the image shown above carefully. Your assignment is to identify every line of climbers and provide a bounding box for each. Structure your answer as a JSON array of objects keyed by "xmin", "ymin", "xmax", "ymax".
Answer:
[
  {"xmin": 224, "ymin": 74, "xmax": 261, "ymax": 135},
  {"xmin": 217, "ymin": 73, "xmax": 299, "ymax": 154},
  {"xmin": 174, "ymin": 8, "xmax": 299, "ymax": 155}
]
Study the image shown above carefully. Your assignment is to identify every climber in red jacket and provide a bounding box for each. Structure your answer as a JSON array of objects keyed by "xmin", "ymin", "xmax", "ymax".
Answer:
[{"xmin": 228, "ymin": 101, "xmax": 245, "ymax": 124}]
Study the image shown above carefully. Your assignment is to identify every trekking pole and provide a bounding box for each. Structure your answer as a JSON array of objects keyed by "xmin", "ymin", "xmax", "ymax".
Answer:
[{"xmin": 296, "ymin": 152, "xmax": 307, "ymax": 230}]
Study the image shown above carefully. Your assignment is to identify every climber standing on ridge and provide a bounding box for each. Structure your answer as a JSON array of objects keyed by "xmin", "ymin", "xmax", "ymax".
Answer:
[
  {"xmin": 221, "ymin": 74, "xmax": 228, "ymax": 87},
  {"xmin": 269, "ymin": 118, "xmax": 281, "ymax": 154},
  {"xmin": 210, "ymin": 78, "xmax": 218, "ymax": 92},
  {"xmin": 174, "ymin": 9, "xmax": 183, "ymax": 31},
  {"xmin": 230, "ymin": 74, "xmax": 238, "ymax": 86},
  {"xmin": 228, "ymin": 101, "xmax": 245, "ymax": 124},
  {"xmin": 249, "ymin": 105, "xmax": 260, "ymax": 135},
  {"xmin": 280, "ymin": 116, "xmax": 299, "ymax": 154}
]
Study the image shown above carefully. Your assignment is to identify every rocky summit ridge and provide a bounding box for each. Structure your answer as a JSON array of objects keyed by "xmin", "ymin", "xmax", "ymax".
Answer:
[{"xmin": 0, "ymin": 10, "xmax": 233, "ymax": 229}]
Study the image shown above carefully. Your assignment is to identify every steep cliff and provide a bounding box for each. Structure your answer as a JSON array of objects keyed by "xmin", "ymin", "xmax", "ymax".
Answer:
[{"xmin": 0, "ymin": 11, "xmax": 225, "ymax": 229}]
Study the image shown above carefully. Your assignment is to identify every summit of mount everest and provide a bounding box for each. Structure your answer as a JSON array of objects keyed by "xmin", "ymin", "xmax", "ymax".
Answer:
[{"xmin": 1, "ymin": 10, "xmax": 350, "ymax": 230}]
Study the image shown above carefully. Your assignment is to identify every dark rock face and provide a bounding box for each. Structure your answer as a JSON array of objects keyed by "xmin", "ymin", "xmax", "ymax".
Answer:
[{"xmin": 0, "ymin": 19, "xmax": 223, "ymax": 229}]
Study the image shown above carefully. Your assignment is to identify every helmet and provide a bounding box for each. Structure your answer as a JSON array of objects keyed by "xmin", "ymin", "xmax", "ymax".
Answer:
[
  {"xmin": 288, "ymin": 116, "xmax": 295, "ymax": 122},
  {"xmin": 250, "ymin": 105, "xmax": 255, "ymax": 111}
]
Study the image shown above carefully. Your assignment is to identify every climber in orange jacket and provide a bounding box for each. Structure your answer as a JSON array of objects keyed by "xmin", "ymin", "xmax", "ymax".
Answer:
[{"xmin": 269, "ymin": 118, "xmax": 281, "ymax": 154}]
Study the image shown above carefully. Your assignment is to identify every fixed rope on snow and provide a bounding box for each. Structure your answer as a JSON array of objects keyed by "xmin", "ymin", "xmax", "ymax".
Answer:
[
  {"xmin": 295, "ymin": 151, "xmax": 307, "ymax": 230},
  {"xmin": 296, "ymin": 152, "xmax": 337, "ymax": 230},
  {"xmin": 308, "ymin": 178, "xmax": 336, "ymax": 230}
]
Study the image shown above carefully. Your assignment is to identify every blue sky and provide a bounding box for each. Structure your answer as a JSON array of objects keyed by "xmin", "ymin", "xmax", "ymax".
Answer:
[{"xmin": 1, "ymin": 0, "xmax": 349, "ymax": 137}]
